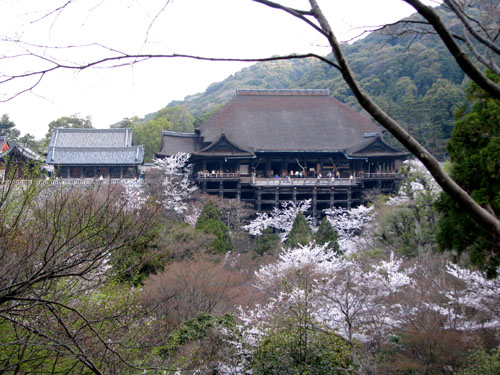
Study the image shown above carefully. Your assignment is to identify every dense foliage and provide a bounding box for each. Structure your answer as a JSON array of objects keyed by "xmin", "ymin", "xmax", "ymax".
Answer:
[
  {"xmin": 195, "ymin": 200, "xmax": 234, "ymax": 254},
  {"xmin": 437, "ymin": 72, "xmax": 500, "ymax": 277}
]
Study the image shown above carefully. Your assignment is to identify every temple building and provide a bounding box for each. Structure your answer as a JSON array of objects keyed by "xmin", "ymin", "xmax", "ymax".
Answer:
[
  {"xmin": 157, "ymin": 89, "xmax": 408, "ymax": 215},
  {"xmin": 47, "ymin": 128, "xmax": 144, "ymax": 179},
  {"xmin": 0, "ymin": 136, "xmax": 43, "ymax": 180}
]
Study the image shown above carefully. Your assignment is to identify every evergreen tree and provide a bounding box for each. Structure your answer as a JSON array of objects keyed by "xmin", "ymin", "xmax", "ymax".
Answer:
[
  {"xmin": 286, "ymin": 212, "xmax": 312, "ymax": 248},
  {"xmin": 315, "ymin": 217, "xmax": 340, "ymax": 254},
  {"xmin": 195, "ymin": 201, "xmax": 233, "ymax": 254},
  {"xmin": 254, "ymin": 227, "xmax": 281, "ymax": 257},
  {"xmin": 0, "ymin": 114, "xmax": 20, "ymax": 141},
  {"xmin": 437, "ymin": 71, "xmax": 500, "ymax": 277}
]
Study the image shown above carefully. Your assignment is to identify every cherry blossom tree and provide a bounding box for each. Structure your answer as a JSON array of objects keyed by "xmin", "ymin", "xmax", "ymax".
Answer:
[
  {"xmin": 222, "ymin": 244, "xmax": 414, "ymax": 374},
  {"xmin": 150, "ymin": 152, "xmax": 197, "ymax": 216},
  {"xmin": 243, "ymin": 199, "xmax": 313, "ymax": 241},
  {"xmin": 323, "ymin": 205, "xmax": 375, "ymax": 254}
]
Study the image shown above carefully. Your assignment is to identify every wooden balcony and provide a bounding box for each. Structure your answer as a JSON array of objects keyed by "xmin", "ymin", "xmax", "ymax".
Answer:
[
  {"xmin": 245, "ymin": 177, "xmax": 360, "ymax": 187},
  {"xmin": 1, "ymin": 178, "xmax": 144, "ymax": 186},
  {"xmin": 197, "ymin": 171, "xmax": 400, "ymax": 186}
]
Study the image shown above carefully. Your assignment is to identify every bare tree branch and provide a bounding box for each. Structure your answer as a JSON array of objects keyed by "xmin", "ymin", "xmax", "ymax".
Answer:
[
  {"xmin": 445, "ymin": 0, "xmax": 500, "ymax": 54},
  {"xmin": 403, "ymin": 0, "xmax": 500, "ymax": 99},
  {"xmin": 0, "ymin": 51, "xmax": 338, "ymax": 102}
]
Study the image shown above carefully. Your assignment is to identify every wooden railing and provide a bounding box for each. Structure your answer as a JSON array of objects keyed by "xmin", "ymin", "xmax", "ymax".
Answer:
[
  {"xmin": 197, "ymin": 172, "xmax": 241, "ymax": 179},
  {"xmin": 0, "ymin": 178, "xmax": 144, "ymax": 186},
  {"xmin": 247, "ymin": 177, "xmax": 359, "ymax": 187},
  {"xmin": 197, "ymin": 171, "xmax": 399, "ymax": 185},
  {"xmin": 363, "ymin": 173, "xmax": 399, "ymax": 179}
]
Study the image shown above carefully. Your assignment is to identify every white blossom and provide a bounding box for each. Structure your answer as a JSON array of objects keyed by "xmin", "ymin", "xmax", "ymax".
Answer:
[
  {"xmin": 184, "ymin": 205, "xmax": 201, "ymax": 226},
  {"xmin": 444, "ymin": 263, "xmax": 500, "ymax": 329},
  {"xmin": 152, "ymin": 152, "xmax": 197, "ymax": 215},
  {"xmin": 121, "ymin": 180, "xmax": 147, "ymax": 212},
  {"xmin": 243, "ymin": 199, "xmax": 312, "ymax": 241},
  {"xmin": 323, "ymin": 204, "xmax": 374, "ymax": 254}
]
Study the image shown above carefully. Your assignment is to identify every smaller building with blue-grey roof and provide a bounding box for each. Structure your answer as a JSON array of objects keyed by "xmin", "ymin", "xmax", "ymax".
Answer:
[{"xmin": 46, "ymin": 128, "xmax": 144, "ymax": 179}]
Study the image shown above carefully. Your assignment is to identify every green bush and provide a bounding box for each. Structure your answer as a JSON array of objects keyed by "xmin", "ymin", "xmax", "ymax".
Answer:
[
  {"xmin": 195, "ymin": 201, "xmax": 233, "ymax": 253},
  {"xmin": 252, "ymin": 324, "xmax": 353, "ymax": 375}
]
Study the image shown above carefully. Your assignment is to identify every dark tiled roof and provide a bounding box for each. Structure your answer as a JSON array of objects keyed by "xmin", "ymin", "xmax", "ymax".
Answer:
[
  {"xmin": 47, "ymin": 146, "xmax": 144, "ymax": 165},
  {"xmin": 156, "ymin": 131, "xmax": 199, "ymax": 157},
  {"xmin": 198, "ymin": 90, "xmax": 384, "ymax": 153},
  {"xmin": 0, "ymin": 143, "xmax": 42, "ymax": 161},
  {"xmin": 346, "ymin": 136, "xmax": 409, "ymax": 157},
  {"xmin": 47, "ymin": 128, "xmax": 143, "ymax": 165},
  {"xmin": 50, "ymin": 128, "xmax": 133, "ymax": 148}
]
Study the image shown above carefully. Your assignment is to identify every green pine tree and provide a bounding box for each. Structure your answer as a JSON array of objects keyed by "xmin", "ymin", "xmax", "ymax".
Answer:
[
  {"xmin": 195, "ymin": 201, "xmax": 233, "ymax": 254},
  {"xmin": 437, "ymin": 71, "xmax": 500, "ymax": 277},
  {"xmin": 315, "ymin": 217, "xmax": 340, "ymax": 254},
  {"xmin": 286, "ymin": 212, "xmax": 313, "ymax": 248}
]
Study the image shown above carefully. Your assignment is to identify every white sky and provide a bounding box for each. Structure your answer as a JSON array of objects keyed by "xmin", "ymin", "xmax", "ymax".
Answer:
[{"xmin": 0, "ymin": 0, "xmax": 425, "ymax": 139}]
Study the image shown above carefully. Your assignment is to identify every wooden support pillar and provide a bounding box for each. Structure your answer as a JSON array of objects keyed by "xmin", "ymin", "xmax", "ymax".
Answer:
[
  {"xmin": 284, "ymin": 159, "xmax": 288, "ymax": 174},
  {"xmin": 219, "ymin": 181, "xmax": 223, "ymax": 199},
  {"xmin": 293, "ymin": 187, "xmax": 297, "ymax": 203},
  {"xmin": 313, "ymin": 188, "xmax": 317, "ymax": 218},
  {"xmin": 257, "ymin": 188, "xmax": 262, "ymax": 211},
  {"xmin": 347, "ymin": 187, "xmax": 352, "ymax": 210},
  {"xmin": 330, "ymin": 187, "xmax": 335, "ymax": 208},
  {"xmin": 219, "ymin": 160, "xmax": 223, "ymax": 173},
  {"xmin": 120, "ymin": 167, "xmax": 123, "ymax": 179},
  {"xmin": 237, "ymin": 182, "xmax": 241, "ymax": 202},
  {"xmin": 275, "ymin": 188, "xmax": 279, "ymax": 208},
  {"xmin": 265, "ymin": 159, "xmax": 271, "ymax": 177},
  {"xmin": 202, "ymin": 181, "xmax": 207, "ymax": 194},
  {"xmin": 202, "ymin": 159, "xmax": 207, "ymax": 172}
]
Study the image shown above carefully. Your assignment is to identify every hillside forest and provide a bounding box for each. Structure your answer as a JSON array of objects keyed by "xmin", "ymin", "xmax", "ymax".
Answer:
[{"xmin": 1, "ymin": 1, "xmax": 500, "ymax": 374}]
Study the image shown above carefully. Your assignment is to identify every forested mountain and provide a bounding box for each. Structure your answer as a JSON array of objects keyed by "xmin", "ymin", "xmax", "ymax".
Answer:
[{"xmin": 154, "ymin": 5, "xmax": 469, "ymax": 161}]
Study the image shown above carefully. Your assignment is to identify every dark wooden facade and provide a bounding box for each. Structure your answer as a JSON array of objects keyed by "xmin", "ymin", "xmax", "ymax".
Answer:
[{"xmin": 158, "ymin": 89, "xmax": 408, "ymax": 215}]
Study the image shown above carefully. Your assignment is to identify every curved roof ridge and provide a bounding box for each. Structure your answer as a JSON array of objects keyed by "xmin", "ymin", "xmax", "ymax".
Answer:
[
  {"xmin": 162, "ymin": 130, "xmax": 198, "ymax": 138},
  {"xmin": 237, "ymin": 89, "xmax": 329, "ymax": 96}
]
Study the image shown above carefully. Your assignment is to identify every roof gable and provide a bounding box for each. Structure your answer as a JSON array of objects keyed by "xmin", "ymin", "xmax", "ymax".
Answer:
[
  {"xmin": 196, "ymin": 132, "xmax": 253, "ymax": 156},
  {"xmin": 346, "ymin": 136, "xmax": 408, "ymax": 157},
  {"xmin": 0, "ymin": 143, "xmax": 42, "ymax": 162}
]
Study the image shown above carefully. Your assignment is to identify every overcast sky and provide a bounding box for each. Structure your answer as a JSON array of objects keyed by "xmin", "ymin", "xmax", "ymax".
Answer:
[{"xmin": 0, "ymin": 0, "xmax": 429, "ymax": 139}]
